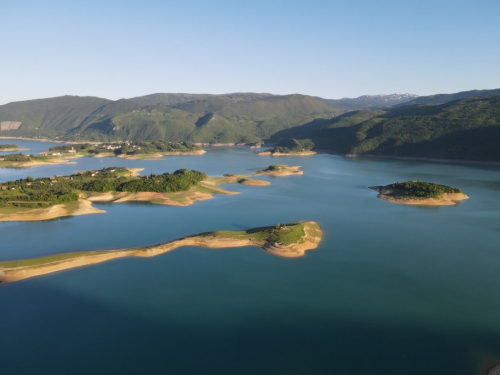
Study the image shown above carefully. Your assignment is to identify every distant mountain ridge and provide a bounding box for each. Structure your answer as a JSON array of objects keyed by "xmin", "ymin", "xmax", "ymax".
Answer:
[
  {"xmin": 393, "ymin": 88, "xmax": 500, "ymax": 107},
  {"xmin": 1, "ymin": 89, "xmax": 499, "ymax": 162},
  {"xmin": 316, "ymin": 93, "xmax": 418, "ymax": 112}
]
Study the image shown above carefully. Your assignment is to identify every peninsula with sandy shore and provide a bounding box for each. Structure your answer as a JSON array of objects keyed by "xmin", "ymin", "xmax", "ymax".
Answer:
[
  {"xmin": 46, "ymin": 140, "xmax": 205, "ymax": 160},
  {"xmin": 0, "ymin": 221, "xmax": 323, "ymax": 284},
  {"xmin": 369, "ymin": 181, "xmax": 469, "ymax": 206},
  {"xmin": 0, "ymin": 144, "xmax": 28, "ymax": 152},
  {"xmin": 0, "ymin": 165, "xmax": 285, "ymax": 221},
  {"xmin": 0, "ymin": 152, "xmax": 81, "ymax": 168}
]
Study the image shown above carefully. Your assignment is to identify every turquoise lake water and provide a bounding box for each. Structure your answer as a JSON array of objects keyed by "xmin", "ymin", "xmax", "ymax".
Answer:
[{"xmin": 1, "ymin": 140, "xmax": 500, "ymax": 374}]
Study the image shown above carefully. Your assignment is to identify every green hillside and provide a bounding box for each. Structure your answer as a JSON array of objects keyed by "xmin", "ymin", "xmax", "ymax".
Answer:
[
  {"xmin": 0, "ymin": 94, "xmax": 339, "ymax": 143},
  {"xmin": 274, "ymin": 95, "xmax": 500, "ymax": 162},
  {"xmin": 0, "ymin": 96, "xmax": 112, "ymax": 138}
]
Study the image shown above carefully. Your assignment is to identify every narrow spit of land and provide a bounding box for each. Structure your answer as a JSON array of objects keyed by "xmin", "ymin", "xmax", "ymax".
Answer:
[
  {"xmin": 0, "ymin": 221, "xmax": 323, "ymax": 284},
  {"xmin": 258, "ymin": 149, "xmax": 316, "ymax": 156},
  {"xmin": 369, "ymin": 181, "xmax": 469, "ymax": 206},
  {"xmin": 0, "ymin": 144, "xmax": 29, "ymax": 152},
  {"xmin": 0, "ymin": 141, "xmax": 205, "ymax": 168},
  {"xmin": 0, "ymin": 165, "xmax": 303, "ymax": 221}
]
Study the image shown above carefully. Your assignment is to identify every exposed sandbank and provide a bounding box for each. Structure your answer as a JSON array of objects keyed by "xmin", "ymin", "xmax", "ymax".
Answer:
[
  {"xmin": 369, "ymin": 186, "xmax": 469, "ymax": 206},
  {"xmin": 0, "ymin": 147, "xmax": 29, "ymax": 152},
  {"xmin": 258, "ymin": 150, "xmax": 317, "ymax": 156},
  {"xmin": 0, "ymin": 136, "xmax": 65, "ymax": 143},
  {"xmin": 0, "ymin": 221, "xmax": 323, "ymax": 284},
  {"xmin": 117, "ymin": 150, "xmax": 206, "ymax": 160},
  {"xmin": 0, "ymin": 199, "xmax": 106, "ymax": 222}
]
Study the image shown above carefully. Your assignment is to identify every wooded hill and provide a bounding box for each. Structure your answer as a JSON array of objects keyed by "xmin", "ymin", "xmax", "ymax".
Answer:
[
  {"xmin": 272, "ymin": 94, "xmax": 500, "ymax": 162},
  {"xmin": 0, "ymin": 93, "xmax": 339, "ymax": 143}
]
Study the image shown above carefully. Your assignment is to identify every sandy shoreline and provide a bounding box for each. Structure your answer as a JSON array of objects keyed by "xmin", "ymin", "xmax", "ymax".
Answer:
[
  {"xmin": 0, "ymin": 221, "xmax": 322, "ymax": 284},
  {"xmin": 0, "ymin": 165, "xmax": 293, "ymax": 221},
  {"xmin": 0, "ymin": 199, "xmax": 106, "ymax": 222},
  {"xmin": 258, "ymin": 151, "xmax": 317, "ymax": 156},
  {"xmin": 117, "ymin": 150, "xmax": 205, "ymax": 160},
  {"xmin": 0, "ymin": 155, "xmax": 82, "ymax": 168},
  {"xmin": 0, "ymin": 147, "xmax": 29, "ymax": 152},
  {"xmin": 0, "ymin": 136, "xmax": 66, "ymax": 143},
  {"xmin": 311, "ymin": 150, "xmax": 500, "ymax": 166}
]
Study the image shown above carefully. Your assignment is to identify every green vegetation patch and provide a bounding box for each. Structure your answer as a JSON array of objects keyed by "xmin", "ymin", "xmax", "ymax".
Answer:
[
  {"xmin": 0, "ymin": 167, "xmax": 208, "ymax": 208},
  {"xmin": 267, "ymin": 139, "xmax": 315, "ymax": 154},
  {"xmin": 265, "ymin": 165, "xmax": 290, "ymax": 171},
  {"xmin": 202, "ymin": 222, "xmax": 306, "ymax": 246},
  {"xmin": 0, "ymin": 153, "xmax": 52, "ymax": 162},
  {"xmin": 385, "ymin": 181, "xmax": 461, "ymax": 199},
  {"xmin": 276, "ymin": 94, "xmax": 500, "ymax": 162}
]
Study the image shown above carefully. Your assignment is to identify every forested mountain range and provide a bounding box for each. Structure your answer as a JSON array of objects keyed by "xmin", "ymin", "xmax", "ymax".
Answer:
[
  {"xmin": 0, "ymin": 94, "xmax": 339, "ymax": 143},
  {"xmin": 273, "ymin": 94, "xmax": 500, "ymax": 162},
  {"xmin": 1, "ymin": 89, "xmax": 499, "ymax": 162}
]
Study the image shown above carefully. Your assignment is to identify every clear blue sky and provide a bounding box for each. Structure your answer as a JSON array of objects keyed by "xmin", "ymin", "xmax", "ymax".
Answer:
[{"xmin": 1, "ymin": 0, "xmax": 499, "ymax": 104}]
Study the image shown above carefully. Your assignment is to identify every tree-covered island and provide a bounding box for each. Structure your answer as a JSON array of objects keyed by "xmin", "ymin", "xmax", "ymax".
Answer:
[
  {"xmin": 0, "ymin": 165, "xmax": 287, "ymax": 221},
  {"xmin": 369, "ymin": 181, "xmax": 469, "ymax": 206},
  {"xmin": 0, "ymin": 221, "xmax": 323, "ymax": 284}
]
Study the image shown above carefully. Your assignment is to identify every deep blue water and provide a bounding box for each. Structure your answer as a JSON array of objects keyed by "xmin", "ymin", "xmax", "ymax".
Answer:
[{"xmin": 1, "ymin": 140, "xmax": 500, "ymax": 374}]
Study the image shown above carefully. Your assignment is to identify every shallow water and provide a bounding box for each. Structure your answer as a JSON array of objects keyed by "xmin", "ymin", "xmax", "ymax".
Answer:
[{"xmin": 1, "ymin": 140, "xmax": 500, "ymax": 374}]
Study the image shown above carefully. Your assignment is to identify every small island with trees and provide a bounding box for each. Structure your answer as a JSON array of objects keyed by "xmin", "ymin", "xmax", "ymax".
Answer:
[
  {"xmin": 259, "ymin": 139, "xmax": 316, "ymax": 156},
  {"xmin": 0, "ymin": 221, "xmax": 323, "ymax": 284},
  {"xmin": 256, "ymin": 165, "xmax": 303, "ymax": 176},
  {"xmin": 369, "ymin": 181, "xmax": 469, "ymax": 206}
]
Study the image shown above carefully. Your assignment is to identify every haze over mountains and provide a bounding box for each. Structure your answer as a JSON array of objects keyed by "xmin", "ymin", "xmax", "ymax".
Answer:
[{"xmin": 1, "ymin": 89, "xmax": 499, "ymax": 162}]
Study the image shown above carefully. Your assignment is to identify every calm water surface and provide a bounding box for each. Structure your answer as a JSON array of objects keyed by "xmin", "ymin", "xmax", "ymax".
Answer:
[{"xmin": 1, "ymin": 140, "xmax": 500, "ymax": 374}]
